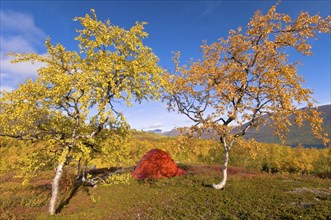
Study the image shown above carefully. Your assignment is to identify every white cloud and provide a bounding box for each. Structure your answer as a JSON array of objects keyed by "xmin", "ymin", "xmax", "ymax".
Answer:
[
  {"xmin": 0, "ymin": 36, "xmax": 35, "ymax": 53},
  {"xmin": 123, "ymin": 101, "xmax": 195, "ymax": 131},
  {"xmin": 1, "ymin": 56, "xmax": 44, "ymax": 79},
  {"xmin": 142, "ymin": 122, "xmax": 164, "ymax": 130},
  {"xmin": 0, "ymin": 10, "xmax": 46, "ymax": 89},
  {"xmin": 0, "ymin": 84, "xmax": 15, "ymax": 92},
  {"xmin": 0, "ymin": 10, "xmax": 45, "ymax": 42}
]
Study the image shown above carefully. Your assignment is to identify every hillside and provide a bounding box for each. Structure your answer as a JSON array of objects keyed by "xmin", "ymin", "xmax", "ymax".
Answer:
[
  {"xmin": 243, "ymin": 105, "xmax": 330, "ymax": 147},
  {"xmin": 163, "ymin": 105, "xmax": 331, "ymax": 148}
]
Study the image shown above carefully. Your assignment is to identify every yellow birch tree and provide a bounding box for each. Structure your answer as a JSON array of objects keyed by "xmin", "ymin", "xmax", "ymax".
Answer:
[{"xmin": 0, "ymin": 9, "xmax": 165, "ymax": 215}]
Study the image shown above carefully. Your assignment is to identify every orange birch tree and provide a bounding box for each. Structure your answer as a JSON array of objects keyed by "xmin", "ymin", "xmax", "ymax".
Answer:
[{"xmin": 165, "ymin": 4, "xmax": 330, "ymax": 189}]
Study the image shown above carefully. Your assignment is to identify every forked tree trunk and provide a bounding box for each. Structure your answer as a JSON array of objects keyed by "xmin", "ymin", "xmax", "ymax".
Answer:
[{"xmin": 49, "ymin": 162, "xmax": 65, "ymax": 215}]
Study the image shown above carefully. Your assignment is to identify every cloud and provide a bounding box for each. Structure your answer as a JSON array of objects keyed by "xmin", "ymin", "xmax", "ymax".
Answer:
[
  {"xmin": 196, "ymin": 1, "xmax": 221, "ymax": 21},
  {"xmin": 0, "ymin": 10, "xmax": 46, "ymax": 89},
  {"xmin": 0, "ymin": 36, "xmax": 35, "ymax": 53},
  {"xmin": 0, "ymin": 10, "xmax": 45, "ymax": 43},
  {"xmin": 1, "ymin": 56, "xmax": 44, "ymax": 79},
  {"xmin": 141, "ymin": 122, "xmax": 164, "ymax": 130},
  {"xmin": 0, "ymin": 84, "xmax": 14, "ymax": 92}
]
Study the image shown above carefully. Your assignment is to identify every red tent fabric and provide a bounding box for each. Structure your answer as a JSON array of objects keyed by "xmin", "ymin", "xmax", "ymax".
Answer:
[{"xmin": 131, "ymin": 149, "xmax": 185, "ymax": 180}]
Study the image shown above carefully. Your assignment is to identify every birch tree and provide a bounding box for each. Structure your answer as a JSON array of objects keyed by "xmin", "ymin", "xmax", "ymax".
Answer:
[
  {"xmin": 0, "ymin": 9, "xmax": 164, "ymax": 215},
  {"xmin": 165, "ymin": 4, "xmax": 330, "ymax": 189}
]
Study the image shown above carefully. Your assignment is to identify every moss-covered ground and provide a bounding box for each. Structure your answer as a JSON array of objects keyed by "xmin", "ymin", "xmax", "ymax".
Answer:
[{"xmin": 1, "ymin": 165, "xmax": 330, "ymax": 220}]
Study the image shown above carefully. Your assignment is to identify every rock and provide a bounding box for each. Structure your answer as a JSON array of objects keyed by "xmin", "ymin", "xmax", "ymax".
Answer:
[{"xmin": 131, "ymin": 149, "xmax": 185, "ymax": 180}]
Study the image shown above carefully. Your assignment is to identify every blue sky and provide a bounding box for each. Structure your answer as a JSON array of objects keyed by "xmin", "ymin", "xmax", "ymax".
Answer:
[{"xmin": 1, "ymin": 0, "xmax": 330, "ymax": 131}]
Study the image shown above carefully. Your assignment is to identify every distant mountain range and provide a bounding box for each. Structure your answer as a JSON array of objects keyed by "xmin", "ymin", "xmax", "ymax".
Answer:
[
  {"xmin": 145, "ymin": 129, "xmax": 163, "ymax": 134},
  {"xmin": 162, "ymin": 105, "xmax": 331, "ymax": 148}
]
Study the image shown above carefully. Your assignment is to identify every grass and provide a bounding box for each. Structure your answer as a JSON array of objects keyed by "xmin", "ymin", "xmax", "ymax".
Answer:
[{"xmin": 1, "ymin": 165, "xmax": 330, "ymax": 220}]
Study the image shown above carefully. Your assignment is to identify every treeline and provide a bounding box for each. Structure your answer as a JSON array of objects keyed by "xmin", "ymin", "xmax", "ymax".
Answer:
[{"xmin": 1, "ymin": 133, "xmax": 330, "ymax": 176}]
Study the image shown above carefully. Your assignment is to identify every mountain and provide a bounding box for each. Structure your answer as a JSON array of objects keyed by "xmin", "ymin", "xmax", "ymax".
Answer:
[
  {"xmin": 146, "ymin": 129, "xmax": 163, "ymax": 134},
  {"xmin": 162, "ymin": 129, "xmax": 181, "ymax": 137},
  {"xmin": 163, "ymin": 105, "xmax": 331, "ymax": 148},
  {"xmin": 243, "ymin": 105, "xmax": 330, "ymax": 147}
]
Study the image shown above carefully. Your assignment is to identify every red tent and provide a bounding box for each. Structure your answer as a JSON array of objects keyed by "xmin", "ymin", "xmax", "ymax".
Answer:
[{"xmin": 131, "ymin": 149, "xmax": 185, "ymax": 180}]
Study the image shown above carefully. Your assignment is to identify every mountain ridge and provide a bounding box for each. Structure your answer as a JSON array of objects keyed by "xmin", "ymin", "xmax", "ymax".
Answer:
[{"xmin": 162, "ymin": 104, "xmax": 331, "ymax": 148}]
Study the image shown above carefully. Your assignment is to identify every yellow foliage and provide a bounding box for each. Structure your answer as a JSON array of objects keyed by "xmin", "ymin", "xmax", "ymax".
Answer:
[
  {"xmin": 1, "ymin": 135, "xmax": 330, "ymax": 176},
  {"xmin": 105, "ymin": 173, "xmax": 132, "ymax": 186},
  {"xmin": 0, "ymin": 9, "xmax": 165, "ymax": 183},
  {"xmin": 164, "ymin": 3, "xmax": 330, "ymax": 151}
]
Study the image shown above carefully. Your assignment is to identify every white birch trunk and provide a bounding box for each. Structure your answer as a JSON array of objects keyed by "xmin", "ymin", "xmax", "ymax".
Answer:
[
  {"xmin": 212, "ymin": 148, "xmax": 229, "ymax": 189},
  {"xmin": 49, "ymin": 162, "xmax": 65, "ymax": 215}
]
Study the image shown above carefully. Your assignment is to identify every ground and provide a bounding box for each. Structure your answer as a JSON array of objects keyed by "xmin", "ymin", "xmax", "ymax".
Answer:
[{"xmin": 0, "ymin": 165, "xmax": 330, "ymax": 219}]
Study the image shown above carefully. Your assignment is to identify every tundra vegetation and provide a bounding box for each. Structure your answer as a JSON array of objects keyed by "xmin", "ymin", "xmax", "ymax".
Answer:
[
  {"xmin": 0, "ymin": 134, "xmax": 331, "ymax": 219},
  {"xmin": 164, "ymin": 4, "xmax": 330, "ymax": 189},
  {"xmin": 0, "ymin": 4, "xmax": 330, "ymax": 218}
]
